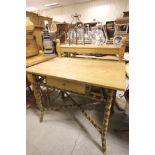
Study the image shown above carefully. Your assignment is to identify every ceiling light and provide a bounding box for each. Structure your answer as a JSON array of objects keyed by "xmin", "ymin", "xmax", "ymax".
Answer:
[{"xmin": 44, "ymin": 2, "xmax": 58, "ymax": 7}]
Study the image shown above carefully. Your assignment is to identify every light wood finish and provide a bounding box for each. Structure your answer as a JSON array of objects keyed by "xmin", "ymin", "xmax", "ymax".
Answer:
[
  {"xmin": 46, "ymin": 76, "xmax": 86, "ymax": 94},
  {"xmin": 115, "ymin": 17, "xmax": 129, "ymax": 24},
  {"xmin": 26, "ymin": 18, "xmax": 39, "ymax": 58},
  {"xmin": 26, "ymin": 12, "xmax": 52, "ymax": 51},
  {"xmin": 56, "ymin": 39, "xmax": 61, "ymax": 57},
  {"xmin": 26, "ymin": 17, "xmax": 34, "ymax": 31},
  {"xmin": 119, "ymin": 38, "xmax": 126, "ymax": 60},
  {"xmin": 26, "ymin": 23, "xmax": 54, "ymax": 66},
  {"xmin": 33, "ymin": 25, "xmax": 44, "ymax": 50},
  {"xmin": 38, "ymin": 16, "xmax": 53, "ymax": 28},
  {"xmin": 26, "ymin": 53, "xmax": 56, "ymax": 68},
  {"xmin": 126, "ymin": 63, "xmax": 129, "ymax": 77},
  {"xmin": 26, "ymin": 11, "xmax": 39, "ymax": 26},
  {"xmin": 76, "ymin": 54, "xmax": 119, "ymax": 60},
  {"xmin": 102, "ymin": 90, "xmax": 115, "ymax": 152},
  {"xmin": 26, "ymin": 57, "xmax": 126, "ymax": 153},
  {"xmin": 27, "ymin": 74, "xmax": 44, "ymax": 122},
  {"xmin": 115, "ymin": 32, "xmax": 129, "ymax": 38},
  {"xmin": 56, "ymin": 38, "xmax": 126, "ymax": 61},
  {"xmin": 26, "ymin": 11, "xmax": 53, "ymax": 27},
  {"xmin": 26, "ymin": 35, "xmax": 39, "ymax": 58},
  {"xmin": 26, "ymin": 34, "xmax": 34, "ymax": 40},
  {"xmin": 26, "ymin": 57, "xmax": 125, "ymax": 90}
]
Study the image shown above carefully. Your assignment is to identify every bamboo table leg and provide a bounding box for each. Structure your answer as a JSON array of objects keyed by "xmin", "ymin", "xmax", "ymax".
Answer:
[
  {"xmin": 110, "ymin": 90, "xmax": 116, "ymax": 114},
  {"xmin": 101, "ymin": 90, "xmax": 115, "ymax": 154},
  {"xmin": 27, "ymin": 74, "xmax": 44, "ymax": 122}
]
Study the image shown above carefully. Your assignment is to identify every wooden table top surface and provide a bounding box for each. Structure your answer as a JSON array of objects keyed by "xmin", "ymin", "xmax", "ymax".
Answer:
[
  {"xmin": 26, "ymin": 57, "xmax": 125, "ymax": 90},
  {"xmin": 26, "ymin": 53, "xmax": 56, "ymax": 68}
]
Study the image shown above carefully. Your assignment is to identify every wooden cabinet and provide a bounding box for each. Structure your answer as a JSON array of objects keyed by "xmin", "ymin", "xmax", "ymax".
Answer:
[
  {"xmin": 26, "ymin": 34, "xmax": 39, "ymax": 58},
  {"xmin": 26, "ymin": 11, "xmax": 53, "ymax": 51},
  {"xmin": 33, "ymin": 26, "xmax": 44, "ymax": 50},
  {"xmin": 26, "ymin": 11, "xmax": 52, "ymax": 27},
  {"xmin": 38, "ymin": 16, "xmax": 52, "ymax": 27},
  {"xmin": 56, "ymin": 23, "xmax": 69, "ymax": 43},
  {"xmin": 57, "ymin": 23, "xmax": 69, "ymax": 33},
  {"xmin": 44, "ymin": 17, "xmax": 53, "ymax": 27},
  {"xmin": 26, "ymin": 12, "xmax": 39, "ymax": 25},
  {"xmin": 38, "ymin": 16, "xmax": 44, "ymax": 27}
]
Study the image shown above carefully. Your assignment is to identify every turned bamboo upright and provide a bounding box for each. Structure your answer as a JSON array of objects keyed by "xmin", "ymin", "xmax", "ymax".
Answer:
[
  {"xmin": 101, "ymin": 90, "xmax": 115, "ymax": 153},
  {"xmin": 27, "ymin": 74, "xmax": 44, "ymax": 122}
]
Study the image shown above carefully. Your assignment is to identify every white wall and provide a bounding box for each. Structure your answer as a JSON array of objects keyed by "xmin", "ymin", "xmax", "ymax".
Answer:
[{"xmin": 39, "ymin": 0, "xmax": 129, "ymax": 24}]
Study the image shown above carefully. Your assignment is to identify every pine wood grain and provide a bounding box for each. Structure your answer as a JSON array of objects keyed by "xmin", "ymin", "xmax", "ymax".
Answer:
[
  {"xmin": 26, "ymin": 57, "xmax": 125, "ymax": 90},
  {"xmin": 56, "ymin": 38, "xmax": 127, "ymax": 61},
  {"xmin": 26, "ymin": 53, "xmax": 56, "ymax": 67}
]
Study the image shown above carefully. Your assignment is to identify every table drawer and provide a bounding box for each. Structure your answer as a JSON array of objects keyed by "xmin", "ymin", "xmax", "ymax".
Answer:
[{"xmin": 46, "ymin": 77, "xmax": 86, "ymax": 94}]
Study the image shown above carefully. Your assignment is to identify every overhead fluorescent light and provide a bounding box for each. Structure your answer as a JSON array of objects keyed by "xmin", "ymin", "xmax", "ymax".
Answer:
[
  {"xmin": 44, "ymin": 2, "xmax": 58, "ymax": 7},
  {"xmin": 26, "ymin": 7, "xmax": 37, "ymax": 11}
]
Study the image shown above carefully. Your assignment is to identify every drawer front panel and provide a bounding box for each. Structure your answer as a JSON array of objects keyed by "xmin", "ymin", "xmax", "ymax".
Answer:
[{"xmin": 46, "ymin": 77, "xmax": 86, "ymax": 94}]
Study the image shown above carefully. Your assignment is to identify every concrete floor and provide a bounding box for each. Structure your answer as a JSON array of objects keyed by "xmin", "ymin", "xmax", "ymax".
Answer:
[{"xmin": 27, "ymin": 92, "xmax": 129, "ymax": 155}]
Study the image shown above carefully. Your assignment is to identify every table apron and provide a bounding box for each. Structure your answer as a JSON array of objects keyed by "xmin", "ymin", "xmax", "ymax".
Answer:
[{"xmin": 46, "ymin": 76, "xmax": 86, "ymax": 94}]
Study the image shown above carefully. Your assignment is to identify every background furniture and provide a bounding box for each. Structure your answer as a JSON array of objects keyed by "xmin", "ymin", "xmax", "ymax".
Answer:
[
  {"xmin": 26, "ymin": 11, "xmax": 53, "ymax": 28},
  {"xmin": 56, "ymin": 38, "xmax": 127, "ymax": 61},
  {"xmin": 114, "ymin": 11, "xmax": 129, "ymax": 52},
  {"xmin": 26, "ymin": 11, "xmax": 53, "ymax": 51},
  {"xmin": 26, "ymin": 18, "xmax": 56, "ymax": 108},
  {"xmin": 26, "ymin": 33, "xmax": 38, "ymax": 58},
  {"xmin": 33, "ymin": 25, "xmax": 44, "ymax": 50},
  {"xmin": 56, "ymin": 22, "xmax": 69, "ymax": 43},
  {"xmin": 26, "ymin": 16, "xmax": 55, "ymax": 65},
  {"xmin": 105, "ymin": 21, "xmax": 115, "ymax": 39},
  {"xmin": 26, "ymin": 26, "xmax": 54, "ymax": 63},
  {"xmin": 84, "ymin": 22, "xmax": 98, "ymax": 31}
]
